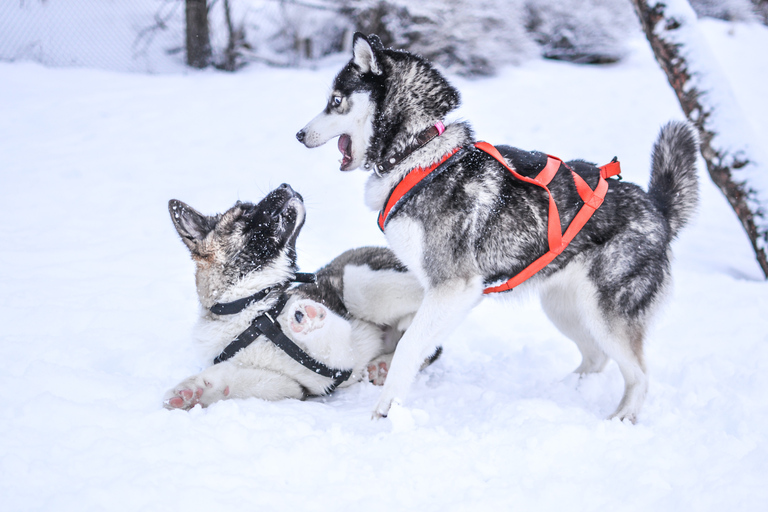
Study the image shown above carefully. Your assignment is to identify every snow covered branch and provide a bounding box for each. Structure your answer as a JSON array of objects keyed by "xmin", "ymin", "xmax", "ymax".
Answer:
[{"xmin": 631, "ymin": 0, "xmax": 768, "ymax": 277}]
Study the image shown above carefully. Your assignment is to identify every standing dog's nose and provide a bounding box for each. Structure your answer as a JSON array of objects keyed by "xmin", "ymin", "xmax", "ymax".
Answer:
[{"xmin": 296, "ymin": 130, "xmax": 306, "ymax": 143}]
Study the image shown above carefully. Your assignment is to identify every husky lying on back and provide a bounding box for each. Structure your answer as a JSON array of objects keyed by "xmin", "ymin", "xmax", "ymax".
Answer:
[
  {"xmin": 296, "ymin": 33, "xmax": 700, "ymax": 422},
  {"xmin": 164, "ymin": 184, "xmax": 425, "ymax": 409}
]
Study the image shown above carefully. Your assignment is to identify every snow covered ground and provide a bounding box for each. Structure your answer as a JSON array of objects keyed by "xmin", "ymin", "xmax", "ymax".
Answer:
[{"xmin": 1, "ymin": 19, "xmax": 767, "ymax": 512}]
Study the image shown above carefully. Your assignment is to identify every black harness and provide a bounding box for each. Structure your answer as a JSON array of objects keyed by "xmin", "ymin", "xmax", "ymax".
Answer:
[{"xmin": 210, "ymin": 272, "xmax": 353, "ymax": 395}]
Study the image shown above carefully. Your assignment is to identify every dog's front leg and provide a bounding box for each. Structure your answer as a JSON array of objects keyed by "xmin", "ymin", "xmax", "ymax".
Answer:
[
  {"xmin": 372, "ymin": 277, "xmax": 484, "ymax": 418},
  {"xmin": 164, "ymin": 361, "xmax": 304, "ymax": 410}
]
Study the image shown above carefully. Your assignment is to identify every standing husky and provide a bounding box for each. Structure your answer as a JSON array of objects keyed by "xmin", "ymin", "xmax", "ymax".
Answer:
[
  {"xmin": 296, "ymin": 33, "xmax": 699, "ymax": 422},
  {"xmin": 164, "ymin": 184, "xmax": 425, "ymax": 409}
]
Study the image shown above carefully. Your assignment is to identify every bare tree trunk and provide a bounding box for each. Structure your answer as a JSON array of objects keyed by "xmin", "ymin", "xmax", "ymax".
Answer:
[
  {"xmin": 217, "ymin": 0, "xmax": 247, "ymax": 71},
  {"xmin": 630, "ymin": 0, "xmax": 768, "ymax": 277},
  {"xmin": 185, "ymin": 0, "xmax": 211, "ymax": 68}
]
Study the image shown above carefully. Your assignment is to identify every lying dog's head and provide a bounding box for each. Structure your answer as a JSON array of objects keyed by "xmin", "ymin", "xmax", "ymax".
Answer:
[
  {"xmin": 169, "ymin": 184, "xmax": 305, "ymax": 308},
  {"xmin": 296, "ymin": 33, "xmax": 461, "ymax": 173}
]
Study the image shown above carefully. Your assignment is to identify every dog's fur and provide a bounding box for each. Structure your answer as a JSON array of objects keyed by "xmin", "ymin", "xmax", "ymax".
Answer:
[
  {"xmin": 296, "ymin": 33, "xmax": 700, "ymax": 422},
  {"xmin": 163, "ymin": 184, "xmax": 425, "ymax": 409}
]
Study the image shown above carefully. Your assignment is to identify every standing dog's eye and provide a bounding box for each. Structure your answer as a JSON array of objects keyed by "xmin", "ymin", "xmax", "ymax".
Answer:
[{"xmin": 332, "ymin": 95, "xmax": 342, "ymax": 106}]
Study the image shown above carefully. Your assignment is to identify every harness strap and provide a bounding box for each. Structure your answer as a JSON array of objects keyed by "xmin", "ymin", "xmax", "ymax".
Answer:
[
  {"xmin": 210, "ymin": 272, "xmax": 316, "ymax": 316},
  {"xmin": 378, "ymin": 146, "xmax": 464, "ymax": 231},
  {"xmin": 210, "ymin": 287, "xmax": 274, "ymax": 316},
  {"xmin": 292, "ymin": 272, "xmax": 318, "ymax": 284},
  {"xmin": 477, "ymin": 142, "xmax": 619, "ymax": 293},
  {"xmin": 213, "ymin": 294, "xmax": 353, "ymax": 395},
  {"xmin": 377, "ymin": 141, "xmax": 621, "ymax": 294}
]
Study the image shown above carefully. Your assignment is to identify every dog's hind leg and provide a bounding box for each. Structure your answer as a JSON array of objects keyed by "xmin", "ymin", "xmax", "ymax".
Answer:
[
  {"xmin": 372, "ymin": 277, "xmax": 484, "ymax": 418},
  {"xmin": 596, "ymin": 322, "xmax": 648, "ymax": 424},
  {"xmin": 540, "ymin": 281, "xmax": 609, "ymax": 375},
  {"xmin": 540, "ymin": 261, "xmax": 611, "ymax": 375},
  {"xmin": 342, "ymin": 264, "xmax": 424, "ymax": 326},
  {"xmin": 540, "ymin": 262, "xmax": 648, "ymax": 423},
  {"xmin": 367, "ymin": 344, "xmax": 443, "ymax": 386}
]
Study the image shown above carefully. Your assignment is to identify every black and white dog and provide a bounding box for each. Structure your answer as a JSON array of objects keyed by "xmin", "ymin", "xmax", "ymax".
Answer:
[
  {"xmin": 163, "ymin": 184, "xmax": 426, "ymax": 409},
  {"xmin": 296, "ymin": 33, "xmax": 700, "ymax": 422}
]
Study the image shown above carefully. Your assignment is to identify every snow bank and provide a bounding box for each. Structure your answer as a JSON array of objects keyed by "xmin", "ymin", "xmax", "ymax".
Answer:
[{"xmin": 0, "ymin": 22, "xmax": 766, "ymax": 512}]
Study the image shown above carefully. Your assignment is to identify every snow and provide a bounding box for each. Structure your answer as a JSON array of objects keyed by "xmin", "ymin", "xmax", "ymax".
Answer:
[{"xmin": 1, "ymin": 20, "xmax": 767, "ymax": 512}]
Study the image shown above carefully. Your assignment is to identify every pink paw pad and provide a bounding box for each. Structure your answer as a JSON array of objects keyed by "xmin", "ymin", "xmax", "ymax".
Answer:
[
  {"xmin": 165, "ymin": 387, "xmax": 204, "ymax": 410},
  {"xmin": 167, "ymin": 397, "xmax": 185, "ymax": 409},
  {"xmin": 290, "ymin": 301, "xmax": 326, "ymax": 333},
  {"xmin": 368, "ymin": 361, "xmax": 389, "ymax": 386}
]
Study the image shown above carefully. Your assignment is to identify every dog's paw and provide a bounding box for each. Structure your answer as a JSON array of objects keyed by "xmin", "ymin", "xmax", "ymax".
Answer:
[
  {"xmin": 367, "ymin": 361, "xmax": 389, "ymax": 386},
  {"xmin": 287, "ymin": 299, "xmax": 327, "ymax": 338},
  {"xmin": 367, "ymin": 353, "xmax": 393, "ymax": 386},
  {"xmin": 609, "ymin": 409, "xmax": 638, "ymax": 424},
  {"xmin": 372, "ymin": 397, "xmax": 397, "ymax": 420},
  {"xmin": 163, "ymin": 375, "xmax": 230, "ymax": 410}
]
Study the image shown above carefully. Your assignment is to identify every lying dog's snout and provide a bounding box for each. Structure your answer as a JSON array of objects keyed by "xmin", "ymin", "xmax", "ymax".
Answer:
[
  {"xmin": 296, "ymin": 130, "xmax": 306, "ymax": 143},
  {"xmin": 278, "ymin": 183, "xmax": 303, "ymax": 202}
]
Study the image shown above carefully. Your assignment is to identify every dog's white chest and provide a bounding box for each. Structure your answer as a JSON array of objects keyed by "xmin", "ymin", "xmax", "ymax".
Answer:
[{"xmin": 384, "ymin": 217, "xmax": 429, "ymax": 287}]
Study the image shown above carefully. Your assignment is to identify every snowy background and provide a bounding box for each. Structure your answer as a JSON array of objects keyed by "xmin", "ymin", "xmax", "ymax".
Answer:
[{"xmin": 1, "ymin": 12, "xmax": 768, "ymax": 512}]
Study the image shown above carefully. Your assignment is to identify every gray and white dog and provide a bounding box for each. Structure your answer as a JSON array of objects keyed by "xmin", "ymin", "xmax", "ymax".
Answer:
[
  {"xmin": 163, "ymin": 184, "xmax": 424, "ymax": 409},
  {"xmin": 296, "ymin": 33, "xmax": 700, "ymax": 422}
]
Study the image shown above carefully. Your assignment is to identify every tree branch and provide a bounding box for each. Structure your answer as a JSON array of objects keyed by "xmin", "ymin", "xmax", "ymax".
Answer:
[{"xmin": 630, "ymin": 0, "xmax": 768, "ymax": 277}]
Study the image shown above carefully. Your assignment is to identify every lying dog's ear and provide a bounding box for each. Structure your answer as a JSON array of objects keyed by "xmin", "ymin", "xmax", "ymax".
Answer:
[
  {"xmin": 168, "ymin": 199, "xmax": 216, "ymax": 252},
  {"xmin": 367, "ymin": 34, "xmax": 384, "ymax": 50},
  {"xmin": 352, "ymin": 32, "xmax": 382, "ymax": 75}
]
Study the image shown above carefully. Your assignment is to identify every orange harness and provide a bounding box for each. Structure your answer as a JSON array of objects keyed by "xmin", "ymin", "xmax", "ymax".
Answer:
[{"xmin": 377, "ymin": 142, "xmax": 621, "ymax": 294}]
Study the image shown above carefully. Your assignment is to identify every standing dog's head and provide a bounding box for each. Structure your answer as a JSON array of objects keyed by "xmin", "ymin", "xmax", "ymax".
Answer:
[
  {"xmin": 296, "ymin": 33, "xmax": 461, "ymax": 174},
  {"xmin": 169, "ymin": 184, "xmax": 305, "ymax": 308}
]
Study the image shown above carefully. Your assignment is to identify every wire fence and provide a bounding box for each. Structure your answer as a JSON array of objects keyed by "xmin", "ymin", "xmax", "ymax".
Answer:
[
  {"xmin": 0, "ymin": 0, "xmax": 187, "ymax": 73},
  {"xmin": 0, "ymin": 0, "xmax": 339, "ymax": 74},
  {"xmin": 2, "ymin": 1, "xmax": 766, "ymax": 75},
  {"xmin": 0, "ymin": 0, "xmax": 641, "ymax": 78}
]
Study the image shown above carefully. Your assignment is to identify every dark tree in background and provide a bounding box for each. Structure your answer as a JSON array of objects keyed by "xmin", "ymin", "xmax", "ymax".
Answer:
[
  {"xmin": 218, "ymin": 0, "xmax": 247, "ymax": 71},
  {"xmin": 631, "ymin": 0, "xmax": 768, "ymax": 278},
  {"xmin": 753, "ymin": 0, "xmax": 768, "ymax": 23},
  {"xmin": 186, "ymin": 0, "xmax": 211, "ymax": 68}
]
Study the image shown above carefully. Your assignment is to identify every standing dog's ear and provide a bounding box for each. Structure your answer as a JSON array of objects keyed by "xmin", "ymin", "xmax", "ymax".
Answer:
[
  {"xmin": 352, "ymin": 32, "xmax": 382, "ymax": 75},
  {"xmin": 168, "ymin": 199, "xmax": 216, "ymax": 252}
]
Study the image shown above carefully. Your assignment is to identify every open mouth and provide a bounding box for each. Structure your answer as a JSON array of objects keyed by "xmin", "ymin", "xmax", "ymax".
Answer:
[
  {"xmin": 282, "ymin": 197, "xmax": 306, "ymax": 245},
  {"xmin": 338, "ymin": 134, "xmax": 353, "ymax": 171}
]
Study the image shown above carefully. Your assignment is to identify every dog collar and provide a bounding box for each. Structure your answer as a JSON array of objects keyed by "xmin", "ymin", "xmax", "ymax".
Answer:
[
  {"xmin": 368, "ymin": 121, "xmax": 446, "ymax": 175},
  {"xmin": 213, "ymin": 293, "xmax": 353, "ymax": 395},
  {"xmin": 209, "ymin": 272, "xmax": 316, "ymax": 316}
]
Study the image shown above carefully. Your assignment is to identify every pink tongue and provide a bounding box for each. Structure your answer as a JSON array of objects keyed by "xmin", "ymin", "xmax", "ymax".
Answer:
[{"xmin": 338, "ymin": 134, "xmax": 351, "ymax": 163}]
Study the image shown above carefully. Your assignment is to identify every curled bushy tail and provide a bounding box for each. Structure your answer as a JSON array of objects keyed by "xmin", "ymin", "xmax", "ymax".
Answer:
[{"xmin": 648, "ymin": 121, "xmax": 700, "ymax": 238}]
